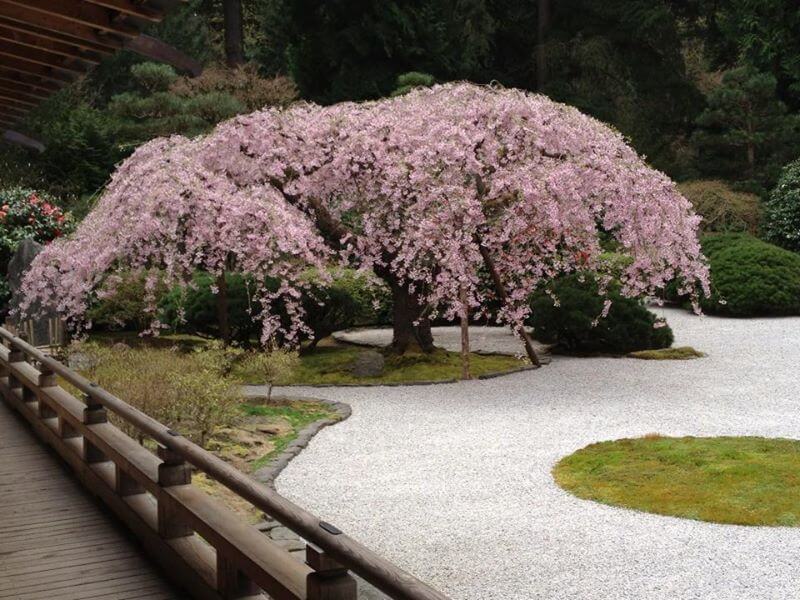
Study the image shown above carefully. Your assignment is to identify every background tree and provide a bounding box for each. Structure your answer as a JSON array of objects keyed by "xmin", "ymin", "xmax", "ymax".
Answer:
[
  {"xmin": 223, "ymin": 0, "xmax": 246, "ymax": 66},
  {"xmin": 108, "ymin": 62, "xmax": 245, "ymax": 150},
  {"xmin": 691, "ymin": 65, "xmax": 800, "ymax": 186}
]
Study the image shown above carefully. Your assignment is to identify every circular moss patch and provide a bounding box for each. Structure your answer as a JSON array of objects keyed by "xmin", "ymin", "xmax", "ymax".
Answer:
[{"xmin": 553, "ymin": 436, "xmax": 800, "ymax": 526}]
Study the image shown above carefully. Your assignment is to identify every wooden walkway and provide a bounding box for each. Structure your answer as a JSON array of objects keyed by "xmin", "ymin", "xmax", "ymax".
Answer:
[{"xmin": 0, "ymin": 399, "xmax": 185, "ymax": 600}]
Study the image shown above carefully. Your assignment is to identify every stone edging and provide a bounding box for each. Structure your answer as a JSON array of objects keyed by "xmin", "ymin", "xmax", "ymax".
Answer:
[{"xmin": 251, "ymin": 396, "xmax": 352, "ymax": 488}]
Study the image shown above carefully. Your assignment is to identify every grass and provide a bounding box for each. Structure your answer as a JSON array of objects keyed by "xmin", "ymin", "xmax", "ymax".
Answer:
[
  {"xmin": 240, "ymin": 401, "xmax": 338, "ymax": 470},
  {"xmin": 553, "ymin": 435, "xmax": 800, "ymax": 526},
  {"xmin": 88, "ymin": 331, "xmax": 529, "ymax": 385},
  {"xmin": 628, "ymin": 346, "xmax": 706, "ymax": 360},
  {"xmin": 233, "ymin": 344, "xmax": 528, "ymax": 385}
]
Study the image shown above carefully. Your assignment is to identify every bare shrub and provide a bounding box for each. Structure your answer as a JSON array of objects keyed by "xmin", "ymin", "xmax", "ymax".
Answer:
[
  {"xmin": 170, "ymin": 63, "xmax": 298, "ymax": 112},
  {"xmin": 75, "ymin": 342, "xmax": 241, "ymax": 447}
]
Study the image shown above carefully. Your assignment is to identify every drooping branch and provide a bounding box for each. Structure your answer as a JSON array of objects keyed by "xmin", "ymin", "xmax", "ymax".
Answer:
[{"xmin": 477, "ymin": 238, "xmax": 541, "ymax": 367}]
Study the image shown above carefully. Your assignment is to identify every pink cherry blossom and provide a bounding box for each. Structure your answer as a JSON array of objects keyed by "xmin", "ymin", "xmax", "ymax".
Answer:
[{"xmin": 20, "ymin": 83, "xmax": 709, "ymax": 345}]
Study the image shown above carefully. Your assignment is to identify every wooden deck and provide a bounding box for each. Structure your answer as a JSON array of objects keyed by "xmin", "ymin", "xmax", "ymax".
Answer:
[{"xmin": 0, "ymin": 399, "xmax": 185, "ymax": 600}]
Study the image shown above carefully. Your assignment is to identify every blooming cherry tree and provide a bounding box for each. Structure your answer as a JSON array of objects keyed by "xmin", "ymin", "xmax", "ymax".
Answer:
[
  {"xmin": 20, "ymin": 84, "xmax": 709, "ymax": 356},
  {"xmin": 195, "ymin": 83, "xmax": 709, "ymax": 353}
]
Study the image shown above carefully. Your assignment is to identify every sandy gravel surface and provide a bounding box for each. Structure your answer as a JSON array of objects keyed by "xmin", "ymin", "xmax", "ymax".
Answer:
[{"xmin": 267, "ymin": 309, "xmax": 800, "ymax": 600}]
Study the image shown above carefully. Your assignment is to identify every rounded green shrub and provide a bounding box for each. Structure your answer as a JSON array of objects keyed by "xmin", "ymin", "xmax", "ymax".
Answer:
[
  {"xmin": 700, "ymin": 233, "xmax": 800, "ymax": 316},
  {"xmin": 159, "ymin": 269, "xmax": 390, "ymax": 344},
  {"xmin": 764, "ymin": 159, "xmax": 800, "ymax": 252},
  {"xmin": 160, "ymin": 272, "xmax": 264, "ymax": 343},
  {"xmin": 88, "ymin": 271, "xmax": 166, "ymax": 331},
  {"xmin": 528, "ymin": 274, "xmax": 673, "ymax": 354}
]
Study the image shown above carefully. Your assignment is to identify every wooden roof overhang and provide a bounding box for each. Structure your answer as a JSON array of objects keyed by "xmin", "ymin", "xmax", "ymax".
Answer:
[{"xmin": 0, "ymin": 0, "xmax": 197, "ymax": 148}]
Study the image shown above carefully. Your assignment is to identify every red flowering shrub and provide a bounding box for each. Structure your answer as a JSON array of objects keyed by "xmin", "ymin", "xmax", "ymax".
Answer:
[{"xmin": 1, "ymin": 187, "xmax": 72, "ymax": 310}]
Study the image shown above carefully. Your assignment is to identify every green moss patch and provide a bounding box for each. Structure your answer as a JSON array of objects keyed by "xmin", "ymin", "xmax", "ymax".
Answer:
[
  {"xmin": 554, "ymin": 435, "xmax": 800, "ymax": 526},
  {"xmin": 628, "ymin": 346, "xmax": 705, "ymax": 360},
  {"xmin": 234, "ymin": 344, "xmax": 528, "ymax": 385}
]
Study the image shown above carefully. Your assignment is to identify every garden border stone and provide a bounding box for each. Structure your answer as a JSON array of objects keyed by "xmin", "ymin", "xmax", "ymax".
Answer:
[{"xmin": 249, "ymin": 395, "xmax": 352, "ymax": 488}]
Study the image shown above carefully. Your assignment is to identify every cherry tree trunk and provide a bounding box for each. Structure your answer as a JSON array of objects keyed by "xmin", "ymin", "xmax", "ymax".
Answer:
[
  {"xmin": 216, "ymin": 271, "xmax": 231, "ymax": 346},
  {"xmin": 460, "ymin": 286, "xmax": 471, "ymax": 379},
  {"xmin": 389, "ymin": 282, "xmax": 435, "ymax": 354}
]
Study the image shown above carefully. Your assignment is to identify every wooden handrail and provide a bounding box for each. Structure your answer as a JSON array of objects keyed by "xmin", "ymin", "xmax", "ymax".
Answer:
[{"xmin": 0, "ymin": 327, "xmax": 450, "ymax": 600}]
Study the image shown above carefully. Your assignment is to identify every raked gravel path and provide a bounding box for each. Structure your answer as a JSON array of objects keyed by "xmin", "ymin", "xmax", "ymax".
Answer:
[{"xmin": 255, "ymin": 308, "xmax": 800, "ymax": 599}]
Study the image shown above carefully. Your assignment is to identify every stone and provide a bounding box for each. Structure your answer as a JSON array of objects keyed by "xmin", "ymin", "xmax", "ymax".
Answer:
[
  {"xmin": 112, "ymin": 342, "xmax": 130, "ymax": 351},
  {"xmin": 349, "ymin": 349, "xmax": 385, "ymax": 377},
  {"xmin": 67, "ymin": 351, "xmax": 98, "ymax": 372},
  {"xmin": 6, "ymin": 239, "xmax": 62, "ymax": 346}
]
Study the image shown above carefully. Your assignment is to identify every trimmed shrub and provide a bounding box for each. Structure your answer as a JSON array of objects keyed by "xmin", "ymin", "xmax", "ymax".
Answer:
[
  {"xmin": 699, "ymin": 233, "xmax": 800, "ymax": 316},
  {"xmin": 160, "ymin": 272, "xmax": 263, "ymax": 343},
  {"xmin": 528, "ymin": 274, "xmax": 673, "ymax": 354},
  {"xmin": 677, "ymin": 180, "xmax": 761, "ymax": 234},
  {"xmin": 764, "ymin": 159, "xmax": 800, "ymax": 252},
  {"xmin": 159, "ymin": 269, "xmax": 391, "ymax": 345},
  {"xmin": 88, "ymin": 271, "xmax": 166, "ymax": 331}
]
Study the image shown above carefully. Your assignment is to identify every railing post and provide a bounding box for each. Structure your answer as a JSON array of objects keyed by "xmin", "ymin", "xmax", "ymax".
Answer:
[
  {"xmin": 306, "ymin": 544, "xmax": 357, "ymax": 600},
  {"xmin": 81, "ymin": 393, "xmax": 107, "ymax": 463},
  {"xmin": 7, "ymin": 340, "xmax": 24, "ymax": 392},
  {"xmin": 116, "ymin": 466, "xmax": 145, "ymax": 496},
  {"xmin": 36, "ymin": 361, "xmax": 58, "ymax": 418},
  {"xmin": 157, "ymin": 444, "xmax": 193, "ymax": 539},
  {"xmin": 216, "ymin": 553, "xmax": 260, "ymax": 599}
]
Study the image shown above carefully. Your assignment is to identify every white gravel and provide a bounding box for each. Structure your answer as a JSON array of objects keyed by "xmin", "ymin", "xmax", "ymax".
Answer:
[
  {"xmin": 268, "ymin": 308, "xmax": 800, "ymax": 600},
  {"xmin": 333, "ymin": 325, "xmax": 551, "ymax": 356}
]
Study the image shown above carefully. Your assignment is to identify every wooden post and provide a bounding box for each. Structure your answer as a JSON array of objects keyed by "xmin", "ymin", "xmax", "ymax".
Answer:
[
  {"xmin": 306, "ymin": 544, "xmax": 357, "ymax": 600},
  {"xmin": 459, "ymin": 287, "xmax": 471, "ymax": 380},
  {"xmin": 157, "ymin": 444, "xmax": 193, "ymax": 539},
  {"xmin": 7, "ymin": 340, "xmax": 24, "ymax": 391},
  {"xmin": 217, "ymin": 553, "xmax": 260, "ymax": 599},
  {"xmin": 82, "ymin": 393, "xmax": 107, "ymax": 463},
  {"xmin": 37, "ymin": 363, "xmax": 56, "ymax": 387},
  {"xmin": 115, "ymin": 466, "xmax": 145, "ymax": 496},
  {"xmin": 36, "ymin": 363, "xmax": 57, "ymax": 417}
]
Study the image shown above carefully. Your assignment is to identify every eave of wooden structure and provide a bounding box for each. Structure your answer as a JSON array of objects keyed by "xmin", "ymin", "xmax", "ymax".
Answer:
[{"xmin": 0, "ymin": 0, "xmax": 194, "ymax": 137}]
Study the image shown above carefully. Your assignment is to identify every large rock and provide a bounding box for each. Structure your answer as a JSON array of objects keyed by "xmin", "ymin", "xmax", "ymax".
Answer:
[
  {"xmin": 6, "ymin": 238, "xmax": 60, "ymax": 346},
  {"xmin": 349, "ymin": 349, "xmax": 385, "ymax": 377}
]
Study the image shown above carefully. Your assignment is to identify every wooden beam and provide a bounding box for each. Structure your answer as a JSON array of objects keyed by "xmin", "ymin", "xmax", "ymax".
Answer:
[
  {"xmin": 85, "ymin": 0, "xmax": 163, "ymax": 22},
  {"xmin": 0, "ymin": 91, "xmax": 37, "ymax": 108},
  {"xmin": 125, "ymin": 34, "xmax": 203, "ymax": 76},
  {"xmin": 0, "ymin": 55, "xmax": 74, "ymax": 84},
  {"xmin": 0, "ymin": 3, "xmax": 123, "ymax": 50},
  {"xmin": 0, "ymin": 24, "xmax": 103, "ymax": 64},
  {"xmin": 0, "ymin": 70, "xmax": 61, "ymax": 94},
  {"xmin": 0, "ymin": 39, "xmax": 88, "ymax": 73},
  {"xmin": 0, "ymin": 0, "xmax": 139, "ymax": 38},
  {"xmin": 1, "ymin": 129, "xmax": 45, "ymax": 152},
  {"xmin": 0, "ymin": 78, "xmax": 50, "ymax": 101},
  {"xmin": 0, "ymin": 105, "xmax": 26, "ymax": 119},
  {"xmin": 0, "ymin": 15, "xmax": 113, "ymax": 55}
]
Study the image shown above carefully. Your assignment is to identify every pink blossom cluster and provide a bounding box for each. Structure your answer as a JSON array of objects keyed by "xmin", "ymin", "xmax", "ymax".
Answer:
[
  {"xmin": 18, "ymin": 136, "xmax": 330, "ymax": 344},
  {"xmin": 20, "ymin": 83, "xmax": 709, "ymax": 342}
]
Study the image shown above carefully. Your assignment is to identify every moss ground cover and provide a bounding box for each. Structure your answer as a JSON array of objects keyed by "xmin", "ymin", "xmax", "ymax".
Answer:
[
  {"xmin": 554, "ymin": 435, "xmax": 800, "ymax": 526},
  {"xmin": 232, "ymin": 344, "xmax": 528, "ymax": 385},
  {"xmin": 628, "ymin": 346, "xmax": 705, "ymax": 360},
  {"xmin": 87, "ymin": 331, "xmax": 529, "ymax": 385}
]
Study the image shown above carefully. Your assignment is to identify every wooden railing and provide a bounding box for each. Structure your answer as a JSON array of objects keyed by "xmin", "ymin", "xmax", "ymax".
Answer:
[{"xmin": 0, "ymin": 327, "xmax": 449, "ymax": 600}]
